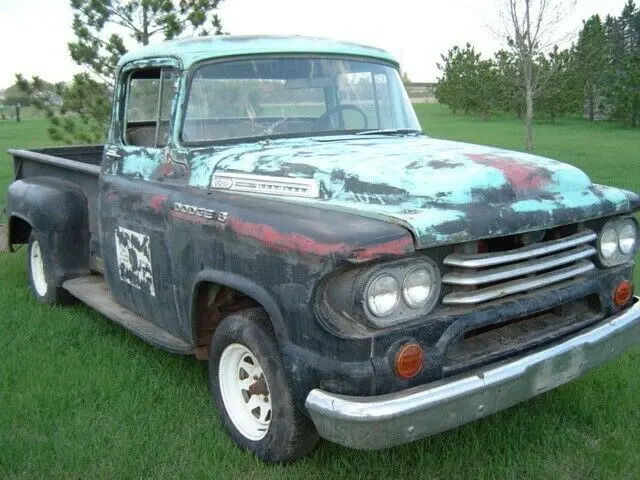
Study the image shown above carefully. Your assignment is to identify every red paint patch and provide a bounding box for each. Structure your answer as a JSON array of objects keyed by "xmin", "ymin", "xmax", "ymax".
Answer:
[
  {"xmin": 352, "ymin": 236, "xmax": 414, "ymax": 261},
  {"xmin": 150, "ymin": 194, "xmax": 168, "ymax": 214},
  {"xmin": 160, "ymin": 163, "xmax": 174, "ymax": 176},
  {"xmin": 229, "ymin": 218, "xmax": 351, "ymax": 256},
  {"xmin": 466, "ymin": 153, "xmax": 551, "ymax": 190}
]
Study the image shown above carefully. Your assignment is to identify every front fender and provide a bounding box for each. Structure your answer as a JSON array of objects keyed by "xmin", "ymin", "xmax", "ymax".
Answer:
[{"xmin": 190, "ymin": 269, "xmax": 288, "ymax": 344}]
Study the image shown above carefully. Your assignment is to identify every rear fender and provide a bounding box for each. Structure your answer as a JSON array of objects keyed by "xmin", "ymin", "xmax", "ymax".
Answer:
[{"xmin": 5, "ymin": 177, "xmax": 91, "ymax": 281}]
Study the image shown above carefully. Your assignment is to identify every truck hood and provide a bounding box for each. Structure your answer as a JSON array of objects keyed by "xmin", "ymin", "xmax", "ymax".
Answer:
[{"xmin": 195, "ymin": 135, "xmax": 640, "ymax": 248}]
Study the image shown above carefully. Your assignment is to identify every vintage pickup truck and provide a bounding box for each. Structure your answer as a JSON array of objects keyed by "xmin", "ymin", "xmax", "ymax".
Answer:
[{"xmin": 3, "ymin": 36, "xmax": 640, "ymax": 463}]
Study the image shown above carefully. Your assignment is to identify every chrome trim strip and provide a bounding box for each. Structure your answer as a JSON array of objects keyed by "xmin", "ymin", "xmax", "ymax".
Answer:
[
  {"xmin": 443, "ymin": 230, "xmax": 597, "ymax": 268},
  {"xmin": 305, "ymin": 298, "xmax": 640, "ymax": 450},
  {"xmin": 441, "ymin": 260, "xmax": 595, "ymax": 305},
  {"xmin": 211, "ymin": 171, "xmax": 320, "ymax": 198},
  {"xmin": 442, "ymin": 245, "xmax": 596, "ymax": 286}
]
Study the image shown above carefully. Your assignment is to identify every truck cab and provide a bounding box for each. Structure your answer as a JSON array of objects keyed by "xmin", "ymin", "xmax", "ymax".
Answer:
[{"xmin": 4, "ymin": 36, "xmax": 640, "ymax": 463}]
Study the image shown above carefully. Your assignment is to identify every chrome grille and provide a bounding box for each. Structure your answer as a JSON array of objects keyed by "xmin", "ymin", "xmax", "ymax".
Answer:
[{"xmin": 442, "ymin": 230, "xmax": 597, "ymax": 305}]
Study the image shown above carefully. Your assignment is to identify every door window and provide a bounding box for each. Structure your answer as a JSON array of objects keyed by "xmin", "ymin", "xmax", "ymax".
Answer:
[{"xmin": 124, "ymin": 67, "xmax": 176, "ymax": 147}]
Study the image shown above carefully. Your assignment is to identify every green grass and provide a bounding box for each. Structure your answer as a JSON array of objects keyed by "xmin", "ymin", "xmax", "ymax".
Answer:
[{"xmin": 1, "ymin": 107, "xmax": 640, "ymax": 479}]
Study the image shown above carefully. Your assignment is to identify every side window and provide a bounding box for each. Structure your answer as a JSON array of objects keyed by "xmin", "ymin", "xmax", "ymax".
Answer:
[{"xmin": 124, "ymin": 67, "xmax": 176, "ymax": 148}]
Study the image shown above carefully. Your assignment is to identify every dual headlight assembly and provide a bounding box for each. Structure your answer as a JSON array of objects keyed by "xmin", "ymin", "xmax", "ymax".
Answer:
[
  {"xmin": 597, "ymin": 217, "xmax": 639, "ymax": 266},
  {"xmin": 366, "ymin": 265, "xmax": 439, "ymax": 320},
  {"xmin": 319, "ymin": 259, "xmax": 442, "ymax": 332},
  {"xmin": 360, "ymin": 260, "xmax": 441, "ymax": 328}
]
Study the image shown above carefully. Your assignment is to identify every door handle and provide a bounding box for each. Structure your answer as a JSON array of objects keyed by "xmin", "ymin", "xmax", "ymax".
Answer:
[{"xmin": 105, "ymin": 149, "xmax": 121, "ymax": 159}]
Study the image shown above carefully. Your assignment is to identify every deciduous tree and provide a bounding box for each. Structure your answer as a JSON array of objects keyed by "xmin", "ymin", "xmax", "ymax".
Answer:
[{"xmin": 498, "ymin": 0, "xmax": 576, "ymax": 150}]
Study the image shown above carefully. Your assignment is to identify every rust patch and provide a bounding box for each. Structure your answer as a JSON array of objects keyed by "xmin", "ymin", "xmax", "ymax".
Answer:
[
  {"xmin": 169, "ymin": 210, "xmax": 207, "ymax": 224},
  {"xmin": 248, "ymin": 376, "xmax": 269, "ymax": 396},
  {"xmin": 194, "ymin": 285, "xmax": 260, "ymax": 356}
]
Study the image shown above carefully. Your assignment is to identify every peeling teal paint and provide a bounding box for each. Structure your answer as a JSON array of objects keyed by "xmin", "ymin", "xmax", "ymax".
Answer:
[
  {"xmin": 179, "ymin": 135, "xmax": 640, "ymax": 248},
  {"xmin": 120, "ymin": 149, "xmax": 163, "ymax": 180},
  {"xmin": 597, "ymin": 184, "xmax": 633, "ymax": 210}
]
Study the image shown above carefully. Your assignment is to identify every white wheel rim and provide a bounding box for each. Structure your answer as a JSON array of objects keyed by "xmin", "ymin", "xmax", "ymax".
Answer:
[
  {"xmin": 30, "ymin": 240, "xmax": 48, "ymax": 297},
  {"xmin": 219, "ymin": 343, "xmax": 272, "ymax": 441}
]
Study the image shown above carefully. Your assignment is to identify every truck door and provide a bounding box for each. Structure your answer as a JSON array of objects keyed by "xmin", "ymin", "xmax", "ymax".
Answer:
[{"xmin": 99, "ymin": 60, "xmax": 184, "ymax": 337}]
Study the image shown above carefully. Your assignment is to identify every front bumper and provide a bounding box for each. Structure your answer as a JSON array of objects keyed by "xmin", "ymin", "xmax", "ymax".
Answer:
[{"xmin": 305, "ymin": 297, "xmax": 640, "ymax": 450}]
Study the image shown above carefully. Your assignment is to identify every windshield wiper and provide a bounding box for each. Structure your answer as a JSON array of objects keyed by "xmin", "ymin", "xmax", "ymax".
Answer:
[{"xmin": 355, "ymin": 128, "xmax": 422, "ymax": 136}]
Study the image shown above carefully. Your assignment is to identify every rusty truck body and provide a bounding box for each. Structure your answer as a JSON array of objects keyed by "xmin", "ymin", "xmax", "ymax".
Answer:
[{"xmin": 3, "ymin": 36, "xmax": 640, "ymax": 463}]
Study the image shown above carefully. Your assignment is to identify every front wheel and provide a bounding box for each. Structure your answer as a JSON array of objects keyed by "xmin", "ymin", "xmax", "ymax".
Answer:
[{"xmin": 208, "ymin": 308, "xmax": 319, "ymax": 463}]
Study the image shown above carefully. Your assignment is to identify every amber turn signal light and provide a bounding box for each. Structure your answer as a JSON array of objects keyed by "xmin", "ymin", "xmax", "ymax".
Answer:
[
  {"xmin": 395, "ymin": 343, "xmax": 424, "ymax": 379},
  {"xmin": 614, "ymin": 280, "xmax": 633, "ymax": 307}
]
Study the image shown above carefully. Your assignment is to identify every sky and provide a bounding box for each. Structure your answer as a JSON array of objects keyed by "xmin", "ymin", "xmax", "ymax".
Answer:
[{"xmin": 0, "ymin": 0, "xmax": 631, "ymax": 89}]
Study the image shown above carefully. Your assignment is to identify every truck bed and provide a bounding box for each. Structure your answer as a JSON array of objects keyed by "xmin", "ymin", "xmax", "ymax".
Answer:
[
  {"xmin": 9, "ymin": 145, "xmax": 104, "ymax": 170},
  {"xmin": 7, "ymin": 145, "xmax": 103, "ymax": 261}
]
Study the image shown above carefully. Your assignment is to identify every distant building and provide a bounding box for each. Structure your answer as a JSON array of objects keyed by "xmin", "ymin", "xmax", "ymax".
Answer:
[{"xmin": 404, "ymin": 82, "xmax": 437, "ymax": 103}]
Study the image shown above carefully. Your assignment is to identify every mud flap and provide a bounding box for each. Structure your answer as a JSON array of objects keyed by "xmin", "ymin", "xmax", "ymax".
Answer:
[{"xmin": 0, "ymin": 223, "xmax": 9, "ymax": 253}]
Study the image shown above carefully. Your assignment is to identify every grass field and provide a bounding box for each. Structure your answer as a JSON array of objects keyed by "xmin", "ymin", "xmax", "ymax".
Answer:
[{"xmin": 1, "ymin": 106, "xmax": 640, "ymax": 479}]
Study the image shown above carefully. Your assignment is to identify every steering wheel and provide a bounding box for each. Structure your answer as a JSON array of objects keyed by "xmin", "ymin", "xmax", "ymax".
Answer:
[{"xmin": 316, "ymin": 104, "xmax": 368, "ymax": 130}]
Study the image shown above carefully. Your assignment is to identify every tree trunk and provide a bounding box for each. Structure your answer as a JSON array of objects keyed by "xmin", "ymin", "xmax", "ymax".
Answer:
[
  {"xmin": 142, "ymin": 6, "xmax": 149, "ymax": 45},
  {"xmin": 524, "ymin": 62, "xmax": 534, "ymax": 151},
  {"xmin": 15, "ymin": 104, "xmax": 20, "ymax": 123},
  {"xmin": 587, "ymin": 84, "xmax": 595, "ymax": 121}
]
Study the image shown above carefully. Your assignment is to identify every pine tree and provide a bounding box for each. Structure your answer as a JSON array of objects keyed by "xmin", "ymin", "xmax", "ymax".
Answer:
[
  {"xmin": 18, "ymin": 0, "xmax": 224, "ymax": 143},
  {"xmin": 604, "ymin": 1, "xmax": 640, "ymax": 127},
  {"xmin": 436, "ymin": 43, "xmax": 499, "ymax": 119},
  {"xmin": 575, "ymin": 15, "xmax": 608, "ymax": 121}
]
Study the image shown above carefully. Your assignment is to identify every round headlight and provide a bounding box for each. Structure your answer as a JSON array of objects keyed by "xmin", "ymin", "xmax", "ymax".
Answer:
[
  {"xmin": 619, "ymin": 219, "xmax": 638, "ymax": 255},
  {"xmin": 366, "ymin": 274, "xmax": 400, "ymax": 317},
  {"xmin": 599, "ymin": 226, "xmax": 619, "ymax": 259},
  {"xmin": 402, "ymin": 267, "xmax": 436, "ymax": 308}
]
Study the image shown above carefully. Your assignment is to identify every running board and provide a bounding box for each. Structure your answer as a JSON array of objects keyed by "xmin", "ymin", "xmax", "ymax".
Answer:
[{"xmin": 63, "ymin": 276, "xmax": 194, "ymax": 355}]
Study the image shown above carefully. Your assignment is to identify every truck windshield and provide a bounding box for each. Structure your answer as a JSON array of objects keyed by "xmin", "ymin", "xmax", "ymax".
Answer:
[{"xmin": 181, "ymin": 57, "xmax": 421, "ymax": 144}]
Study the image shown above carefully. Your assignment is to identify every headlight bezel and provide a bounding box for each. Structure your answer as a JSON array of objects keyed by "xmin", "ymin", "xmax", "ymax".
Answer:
[
  {"xmin": 597, "ymin": 217, "xmax": 639, "ymax": 267},
  {"xmin": 362, "ymin": 258, "xmax": 441, "ymax": 328}
]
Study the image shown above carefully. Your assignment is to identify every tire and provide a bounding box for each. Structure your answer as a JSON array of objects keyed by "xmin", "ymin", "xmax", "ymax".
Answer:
[
  {"xmin": 208, "ymin": 308, "xmax": 319, "ymax": 463},
  {"xmin": 27, "ymin": 232, "xmax": 73, "ymax": 305}
]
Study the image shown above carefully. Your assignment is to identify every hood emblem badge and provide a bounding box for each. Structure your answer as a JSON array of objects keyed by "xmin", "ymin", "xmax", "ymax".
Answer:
[{"xmin": 211, "ymin": 172, "xmax": 320, "ymax": 199}]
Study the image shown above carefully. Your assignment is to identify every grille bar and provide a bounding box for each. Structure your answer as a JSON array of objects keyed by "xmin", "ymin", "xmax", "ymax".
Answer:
[
  {"xmin": 442, "ymin": 245, "xmax": 596, "ymax": 286},
  {"xmin": 443, "ymin": 230, "xmax": 597, "ymax": 268},
  {"xmin": 442, "ymin": 260, "xmax": 595, "ymax": 305}
]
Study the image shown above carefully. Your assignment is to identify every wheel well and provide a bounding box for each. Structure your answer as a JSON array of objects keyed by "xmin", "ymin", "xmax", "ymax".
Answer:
[
  {"xmin": 9, "ymin": 216, "xmax": 31, "ymax": 245},
  {"xmin": 193, "ymin": 282, "xmax": 261, "ymax": 359}
]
